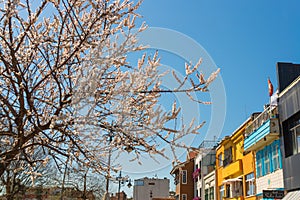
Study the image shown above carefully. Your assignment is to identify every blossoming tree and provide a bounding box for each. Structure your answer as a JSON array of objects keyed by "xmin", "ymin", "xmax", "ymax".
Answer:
[{"xmin": 0, "ymin": 0, "xmax": 219, "ymax": 185}]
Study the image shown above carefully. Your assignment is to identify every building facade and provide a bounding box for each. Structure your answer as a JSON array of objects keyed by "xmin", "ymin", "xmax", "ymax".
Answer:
[
  {"xmin": 277, "ymin": 62, "xmax": 300, "ymax": 198},
  {"xmin": 216, "ymin": 117, "xmax": 256, "ymax": 200},
  {"xmin": 244, "ymin": 105, "xmax": 284, "ymax": 199},
  {"xmin": 193, "ymin": 152, "xmax": 203, "ymax": 199},
  {"xmin": 133, "ymin": 177, "xmax": 170, "ymax": 200},
  {"xmin": 170, "ymin": 151, "xmax": 195, "ymax": 200},
  {"xmin": 203, "ymin": 170, "xmax": 216, "ymax": 200},
  {"xmin": 193, "ymin": 143, "xmax": 216, "ymax": 200},
  {"xmin": 193, "ymin": 147, "xmax": 216, "ymax": 200}
]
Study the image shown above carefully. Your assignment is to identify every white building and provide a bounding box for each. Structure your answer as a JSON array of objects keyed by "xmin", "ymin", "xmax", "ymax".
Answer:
[
  {"xmin": 203, "ymin": 170, "xmax": 216, "ymax": 200},
  {"xmin": 133, "ymin": 177, "xmax": 170, "ymax": 200},
  {"xmin": 194, "ymin": 152, "xmax": 203, "ymax": 198},
  {"xmin": 193, "ymin": 141, "xmax": 217, "ymax": 200}
]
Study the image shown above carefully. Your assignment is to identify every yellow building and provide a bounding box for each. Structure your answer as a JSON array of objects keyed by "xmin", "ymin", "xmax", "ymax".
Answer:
[{"xmin": 216, "ymin": 115, "xmax": 257, "ymax": 200}]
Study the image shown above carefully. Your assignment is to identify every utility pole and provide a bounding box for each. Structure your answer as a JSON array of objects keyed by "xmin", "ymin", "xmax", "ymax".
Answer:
[{"xmin": 104, "ymin": 132, "xmax": 113, "ymax": 200}]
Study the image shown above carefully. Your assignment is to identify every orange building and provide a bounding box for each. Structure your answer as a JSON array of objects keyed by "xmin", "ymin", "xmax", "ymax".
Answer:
[{"xmin": 216, "ymin": 115, "xmax": 257, "ymax": 200}]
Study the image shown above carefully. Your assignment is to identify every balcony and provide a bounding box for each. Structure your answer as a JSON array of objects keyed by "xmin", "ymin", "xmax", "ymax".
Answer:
[
  {"xmin": 222, "ymin": 159, "xmax": 242, "ymax": 178},
  {"xmin": 244, "ymin": 106, "xmax": 279, "ymax": 152}
]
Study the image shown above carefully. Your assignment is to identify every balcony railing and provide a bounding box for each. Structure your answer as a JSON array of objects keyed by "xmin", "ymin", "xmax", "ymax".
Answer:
[{"xmin": 245, "ymin": 106, "xmax": 278, "ymax": 137}]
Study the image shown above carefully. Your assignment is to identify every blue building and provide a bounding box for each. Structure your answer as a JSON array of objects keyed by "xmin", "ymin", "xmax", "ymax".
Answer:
[{"xmin": 244, "ymin": 105, "xmax": 284, "ymax": 200}]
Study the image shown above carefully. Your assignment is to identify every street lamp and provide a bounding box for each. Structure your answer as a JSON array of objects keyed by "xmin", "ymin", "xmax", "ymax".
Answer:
[
  {"xmin": 103, "ymin": 123, "xmax": 115, "ymax": 200},
  {"xmin": 117, "ymin": 171, "xmax": 122, "ymax": 200},
  {"xmin": 116, "ymin": 171, "xmax": 132, "ymax": 200}
]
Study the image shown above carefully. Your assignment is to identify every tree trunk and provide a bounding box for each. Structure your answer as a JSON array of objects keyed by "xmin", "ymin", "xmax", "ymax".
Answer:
[{"xmin": 83, "ymin": 172, "xmax": 87, "ymax": 200}]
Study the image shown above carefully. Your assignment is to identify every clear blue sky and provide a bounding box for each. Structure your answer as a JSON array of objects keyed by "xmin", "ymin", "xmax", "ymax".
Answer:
[
  {"xmin": 116, "ymin": 0, "xmax": 300, "ymax": 196},
  {"xmin": 138, "ymin": 0, "xmax": 300, "ymax": 136}
]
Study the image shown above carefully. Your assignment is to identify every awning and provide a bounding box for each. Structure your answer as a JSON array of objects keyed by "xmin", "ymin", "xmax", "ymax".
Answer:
[
  {"xmin": 222, "ymin": 178, "xmax": 242, "ymax": 183},
  {"xmin": 282, "ymin": 190, "xmax": 300, "ymax": 200}
]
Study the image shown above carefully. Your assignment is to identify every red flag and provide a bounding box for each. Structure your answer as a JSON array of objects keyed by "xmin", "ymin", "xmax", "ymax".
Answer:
[{"xmin": 268, "ymin": 78, "xmax": 273, "ymax": 97}]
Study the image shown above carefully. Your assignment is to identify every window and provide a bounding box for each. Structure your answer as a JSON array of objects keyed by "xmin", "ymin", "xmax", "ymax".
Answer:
[
  {"xmin": 298, "ymin": 132, "xmax": 300, "ymax": 153},
  {"xmin": 209, "ymin": 187, "xmax": 214, "ymax": 200},
  {"xmin": 264, "ymin": 149, "xmax": 270, "ymax": 174},
  {"xmin": 199, "ymin": 161, "xmax": 202, "ymax": 179},
  {"xmin": 224, "ymin": 181, "xmax": 242, "ymax": 198},
  {"xmin": 174, "ymin": 174, "xmax": 179, "ymax": 185},
  {"xmin": 219, "ymin": 185, "xmax": 224, "ymax": 200},
  {"xmin": 226, "ymin": 184, "xmax": 231, "ymax": 198},
  {"xmin": 226, "ymin": 181, "xmax": 243, "ymax": 198},
  {"xmin": 272, "ymin": 143, "xmax": 280, "ymax": 170},
  {"xmin": 246, "ymin": 173, "xmax": 255, "ymax": 196},
  {"xmin": 205, "ymin": 189, "xmax": 209, "ymax": 200},
  {"xmin": 290, "ymin": 123, "xmax": 300, "ymax": 154},
  {"xmin": 224, "ymin": 147, "xmax": 232, "ymax": 167},
  {"xmin": 204, "ymin": 152, "xmax": 216, "ymax": 166},
  {"xmin": 233, "ymin": 181, "xmax": 243, "ymax": 197},
  {"xmin": 218, "ymin": 153, "xmax": 223, "ymax": 167},
  {"xmin": 182, "ymin": 170, "xmax": 187, "ymax": 184},
  {"xmin": 199, "ymin": 188, "xmax": 201, "ymax": 197},
  {"xmin": 283, "ymin": 112, "xmax": 300, "ymax": 157},
  {"xmin": 256, "ymin": 153, "xmax": 262, "ymax": 177},
  {"xmin": 134, "ymin": 180, "xmax": 144, "ymax": 186},
  {"xmin": 182, "ymin": 194, "xmax": 187, "ymax": 200}
]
